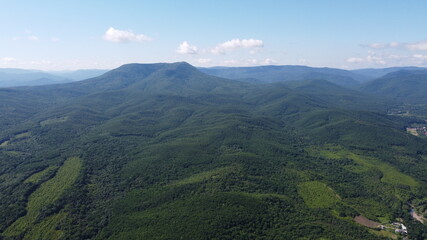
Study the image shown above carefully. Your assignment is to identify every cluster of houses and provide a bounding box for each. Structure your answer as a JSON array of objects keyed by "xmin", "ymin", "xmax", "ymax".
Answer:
[
  {"xmin": 378, "ymin": 222, "xmax": 408, "ymax": 236},
  {"xmin": 392, "ymin": 222, "xmax": 408, "ymax": 234},
  {"xmin": 407, "ymin": 126, "xmax": 427, "ymax": 136}
]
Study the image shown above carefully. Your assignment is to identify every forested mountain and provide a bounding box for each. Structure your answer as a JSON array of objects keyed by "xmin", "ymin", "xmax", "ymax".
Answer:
[
  {"xmin": 352, "ymin": 67, "xmax": 427, "ymax": 80},
  {"xmin": 198, "ymin": 65, "xmax": 370, "ymax": 87},
  {"xmin": 0, "ymin": 62, "xmax": 426, "ymax": 239},
  {"xmin": 360, "ymin": 70, "xmax": 427, "ymax": 103}
]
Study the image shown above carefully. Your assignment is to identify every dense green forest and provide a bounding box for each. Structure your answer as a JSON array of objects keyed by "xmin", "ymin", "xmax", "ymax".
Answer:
[{"xmin": 0, "ymin": 62, "xmax": 426, "ymax": 239}]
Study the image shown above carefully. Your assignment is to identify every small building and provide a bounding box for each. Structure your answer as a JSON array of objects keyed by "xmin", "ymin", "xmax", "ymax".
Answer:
[{"xmin": 401, "ymin": 224, "xmax": 407, "ymax": 234}]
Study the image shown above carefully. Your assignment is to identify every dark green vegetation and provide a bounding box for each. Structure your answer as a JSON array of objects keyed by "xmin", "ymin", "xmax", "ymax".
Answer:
[
  {"xmin": 360, "ymin": 70, "xmax": 427, "ymax": 103},
  {"xmin": 360, "ymin": 70, "xmax": 427, "ymax": 119},
  {"xmin": 0, "ymin": 62, "xmax": 427, "ymax": 239}
]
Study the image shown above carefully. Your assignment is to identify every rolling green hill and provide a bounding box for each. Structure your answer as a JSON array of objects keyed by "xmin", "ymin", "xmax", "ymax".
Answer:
[
  {"xmin": 359, "ymin": 70, "xmax": 427, "ymax": 118},
  {"xmin": 0, "ymin": 62, "xmax": 426, "ymax": 239},
  {"xmin": 360, "ymin": 70, "xmax": 427, "ymax": 103}
]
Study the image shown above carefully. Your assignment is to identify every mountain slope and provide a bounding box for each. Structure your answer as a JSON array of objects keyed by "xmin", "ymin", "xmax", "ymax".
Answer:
[
  {"xmin": 360, "ymin": 70, "xmax": 427, "ymax": 103},
  {"xmin": 0, "ymin": 62, "xmax": 426, "ymax": 239},
  {"xmin": 352, "ymin": 67, "xmax": 427, "ymax": 80},
  {"xmin": 199, "ymin": 65, "xmax": 369, "ymax": 87}
]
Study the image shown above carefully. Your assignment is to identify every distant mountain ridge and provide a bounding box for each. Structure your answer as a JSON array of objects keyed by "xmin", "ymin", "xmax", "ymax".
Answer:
[
  {"xmin": 0, "ymin": 70, "xmax": 70, "ymax": 87},
  {"xmin": 351, "ymin": 66, "xmax": 427, "ymax": 79},
  {"xmin": 47, "ymin": 69, "xmax": 109, "ymax": 81},
  {"xmin": 0, "ymin": 68, "xmax": 108, "ymax": 87},
  {"xmin": 3, "ymin": 64, "xmax": 427, "ymax": 88},
  {"xmin": 198, "ymin": 65, "xmax": 370, "ymax": 88}
]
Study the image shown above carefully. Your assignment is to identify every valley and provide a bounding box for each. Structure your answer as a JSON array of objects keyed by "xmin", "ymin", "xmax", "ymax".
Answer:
[{"xmin": 0, "ymin": 62, "xmax": 426, "ymax": 239}]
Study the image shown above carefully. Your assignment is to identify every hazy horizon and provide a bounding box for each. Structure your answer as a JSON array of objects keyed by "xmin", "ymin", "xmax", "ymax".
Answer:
[
  {"xmin": 2, "ymin": 0, "xmax": 427, "ymax": 70},
  {"xmin": 2, "ymin": 61, "xmax": 427, "ymax": 73}
]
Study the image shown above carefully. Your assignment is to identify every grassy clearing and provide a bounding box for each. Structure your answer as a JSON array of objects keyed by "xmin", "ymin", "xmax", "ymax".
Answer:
[
  {"xmin": 0, "ymin": 140, "xmax": 9, "ymax": 147},
  {"xmin": 170, "ymin": 166, "xmax": 235, "ymax": 187},
  {"xmin": 0, "ymin": 132, "xmax": 30, "ymax": 148},
  {"xmin": 308, "ymin": 146, "xmax": 419, "ymax": 187},
  {"xmin": 3, "ymin": 157, "xmax": 81, "ymax": 238},
  {"xmin": 24, "ymin": 166, "xmax": 58, "ymax": 184},
  {"xmin": 407, "ymin": 128, "xmax": 419, "ymax": 136},
  {"xmin": 297, "ymin": 181, "xmax": 340, "ymax": 208},
  {"xmin": 15, "ymin": 131, "xmax": 31, "ymax": 139},
  {"xmin": 23, "ymin": 211, "xmax": 67, "ymax": 240}
]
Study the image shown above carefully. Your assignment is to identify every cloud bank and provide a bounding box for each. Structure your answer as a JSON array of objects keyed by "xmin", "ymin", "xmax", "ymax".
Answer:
[
  {"xmin": 406, "ymin": 41, "xmax": 427, "ymax": 51},
  {"xmin": 363, "ymin": 40, "xmax": 427, "ymax": 51}
]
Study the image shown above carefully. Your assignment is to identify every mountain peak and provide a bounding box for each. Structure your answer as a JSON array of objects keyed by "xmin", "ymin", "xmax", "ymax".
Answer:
[{"xmin": 67, "ymin": 62, "xmax": 235, "ymax": 95}]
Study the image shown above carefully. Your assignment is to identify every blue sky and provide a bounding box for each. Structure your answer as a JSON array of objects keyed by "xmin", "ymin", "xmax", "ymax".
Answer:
[{"xmin": 1, "ymin": 0, "xmax": 427, "ymax": 70}]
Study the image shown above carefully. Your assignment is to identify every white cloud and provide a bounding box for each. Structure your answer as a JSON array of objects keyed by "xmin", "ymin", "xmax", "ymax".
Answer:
[
  {"xmin": 27, "ymin": 35, "xmax": 39, "ymax": 41},
  {"xmin": 103, "ymin": 27, "xmax": 152, "ymax": 43},
  {"xmin": 211, "ymin": 38, "xmax": 263, "ymax": 54},
  {"xmin": 413, "ymin": 54, "xmax": 427, "ymax": 59},
  {"xmin": 363, "ymin": 40, "xmax": 427, "ymax": 51},
  {"xmin": 263, "ymin": 58, "xmax": 277, "ymax": 65},
  {"xmin": 0, "ymin": 57, "xmax": 18, "ymax": 64},
  {"xmin": 362, "ymin": 42, "xmax": 401, "ymax": 49},
  {"xmin": 346, "ymin": 57, "xmax": 364, "ymax": 63},
  {"xmin": 197, "ymin": 58, "xmax": 211, "ymax": 64},
  {"xmin": 176, "ymin": 41, "xmax": 198, "ymax": 55},
  {"xmin": 346, "ymin": 52, "xmax": 411, "ymax": 66},
  {"xmin": 366, "ymin": 53, "xmax": 386, "ymax": 65},
  {"xmin": 406, "ymin": 41, "xmax": 427, "ymax": 51},
  {"xmin": 51, "ymin": 37, "xmax": 59, "ymax": 42}
]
